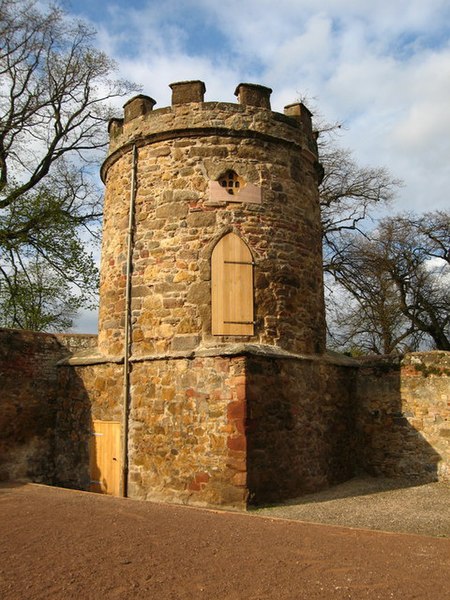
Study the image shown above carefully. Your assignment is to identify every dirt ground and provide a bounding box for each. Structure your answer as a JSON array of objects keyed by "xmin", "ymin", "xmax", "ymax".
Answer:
[{"xmin": 1, "ymin": 481, "xmax": 449, "ymax": 600}]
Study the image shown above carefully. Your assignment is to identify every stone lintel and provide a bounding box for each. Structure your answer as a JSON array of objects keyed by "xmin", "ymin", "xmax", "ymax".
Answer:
[
  {"xmin": 169, "ymin": 80, "xmax": 206, "ymax": 104},
  {"xmin": 234, "ymin": 83, "xmax": 272, "ymax": 109},
  {"xmin": 57, "ymin": 353, "xmax": 124, "ymax": 366},
  {"xmin": 195, "ymin": 345, "xmax": 359, "ymax": 366}
]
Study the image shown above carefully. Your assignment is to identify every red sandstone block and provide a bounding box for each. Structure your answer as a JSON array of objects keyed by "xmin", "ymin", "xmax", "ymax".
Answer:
[
  {"xmin": 187, "ymin": 481, "xmax": 201, "ymax": 491},
  {"xmin": 227, "ymin": 400, "xmax": 246, "ymax": 420},
  {"xmin": 215, "ymin": 358, "xmax": 231, "ymax": 373},
  {"xmin": 226, "ymin": 457, "xmax": 247, "ymax": 471},
  {"xmin": 194, "ymin": 472, "xmax": 210, "ymax": 484},
  {"xmin": 236, "ymin": 384, "xmax": 246, "ymax": 402},
  {"xmin": 211, "ymin": 389, "xmax": 222, "ymax": 401},
  {"xmin": 232, "ymin": 472, "xmax": 247, "ymax": 487},
  {"xmin": 227, "ymin": 435, "xmax": 246, "ymax": 452},
  {"xmin": 235, "ymin": 418, "xmax": 246, "ymax": 434},
  {"xmin": 187, "ymin": 472, "xmax": 210, "ymax": 491}
]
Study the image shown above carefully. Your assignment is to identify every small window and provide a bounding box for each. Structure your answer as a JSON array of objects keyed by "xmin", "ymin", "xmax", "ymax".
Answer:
[
  {"xmin": 209, "ymin": 173, "xmax": 262, "ymax": 205},
  {"xmin": 217, "ymin": 170, "xmax": 245, "ymax": 196},
  {"xmin": 211, "ymin": 233, "xmax": 254, "ymax": 336}
]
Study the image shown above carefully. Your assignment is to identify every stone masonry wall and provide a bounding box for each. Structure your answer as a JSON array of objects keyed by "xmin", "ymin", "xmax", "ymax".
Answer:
[
  {"xmin": 2, "ymin": 327, "xmax": 449, "ymax": 505},
  {"xmin": 356, "ymin": 352, "xmax": 450, "ymax": 482},
  {"xmin": 0, "ymin": 328, "xmax": 97, "ymax": 482},
  {"xmin": 127, "ymin": 355, "xmax": 247, "ymax": 508},
  {"xmin": 246, "ymin": 354, "xmax": 357, "ymax": 505},
  {"xmin": 98, "ymin": 95, "xmax": 325, "ymax": 358},
  {"xmin": 56, "ymin": 354, "xmax": 247, "ymax": 508},
  {"xmin": 55, "ymin": 362, "xmax": 123, "ymax": 489},
  {"xmin": 55, "ymin": 350, "xmax": 356, "ymax": 508}
]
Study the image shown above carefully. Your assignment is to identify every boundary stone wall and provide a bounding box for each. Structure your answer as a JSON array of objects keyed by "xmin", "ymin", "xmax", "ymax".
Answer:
[
  {"xmin": 356, "ymin": 352, "xmax": 450, "ymax": 482},
  {"xmin": 246, "ymin": 355, "xmax": 357, "ymax": 504},
  {"xmin": 55, "ymin": 361, "xmax": 123, "ymax": 490},
  {"xmin": 1, "ymin": 327, "xmax": 449, "ymax": 505},
  {"xmin": 56, "ymin": 348, "xmax": 357, "ymax": 508},
  {"xmin": 56, "ymin": 353, "xmax": 249, "ymax": 507},
  {"xmin": 0, "ymin": 328, "xmax": 97, "ymax": 483}
]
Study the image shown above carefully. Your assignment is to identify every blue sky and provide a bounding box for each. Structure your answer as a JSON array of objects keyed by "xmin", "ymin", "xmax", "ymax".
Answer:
[{"xmin": 65, "ymin": 0, "xmax": 450, "ymax": 332}]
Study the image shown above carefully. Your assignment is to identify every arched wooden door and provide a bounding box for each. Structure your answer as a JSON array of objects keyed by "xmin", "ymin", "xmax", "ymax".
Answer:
[{"xmin": 211, "ymin": 233, "xmax": 254, "ymax": 336}]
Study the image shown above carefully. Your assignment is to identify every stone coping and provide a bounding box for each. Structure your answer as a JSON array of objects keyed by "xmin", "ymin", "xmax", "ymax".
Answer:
[
  {"xmin": 58, "ymin": 344, "xmax": 359, "ymax": 368},
  {"xmin": 0, "ymin": 327, "xmax": 97, "ymax": 340}
]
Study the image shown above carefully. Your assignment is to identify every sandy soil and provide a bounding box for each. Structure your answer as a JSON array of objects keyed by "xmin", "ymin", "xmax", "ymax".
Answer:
[{"xmin": 1, "ymin": 482, "xmax": 449, "ymax": 600}]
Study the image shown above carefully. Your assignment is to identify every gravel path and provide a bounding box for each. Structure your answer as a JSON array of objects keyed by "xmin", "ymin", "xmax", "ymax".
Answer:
[{"xmin": 254, "ymin": 477, "xmax": 450, "ymax": 538}]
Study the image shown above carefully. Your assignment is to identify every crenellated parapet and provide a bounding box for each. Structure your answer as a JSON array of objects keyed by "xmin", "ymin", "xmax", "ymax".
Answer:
[{"xmin": 102, "ymin": 81, "xmax": 319, "ymax": 182}]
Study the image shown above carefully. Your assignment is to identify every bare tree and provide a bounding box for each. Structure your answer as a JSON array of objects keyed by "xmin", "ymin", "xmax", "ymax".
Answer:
[
  {"xmin": 0, "ymin": 0, "xmax": 139, "ymax": 329},
  {"xmin": 328, "ymin": 212, "xmax": 450, "ymax": 354},
  {"xmin": 316, "ymin": 132, "xmax": 402, "ymax": 274},
  {"xmin": 381, "ymin": 214, "xmax": 450, "ymax": 351},
  {"xmin": 327, "ymin": 234, "xmax": 422, "ymax": 355},
  {"xmin": 400, "ymin": 211, "xmax": 450, "ymax": 265}
]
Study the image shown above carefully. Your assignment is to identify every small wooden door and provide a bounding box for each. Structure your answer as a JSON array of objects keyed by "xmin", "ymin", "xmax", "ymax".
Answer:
[
  {"xmin": 89, "ymin": 420, "xmax": 121, "ymax": 496},
  {"xmin": 212, "ymin": 233, "xmax": 254, "ymax": 335}
]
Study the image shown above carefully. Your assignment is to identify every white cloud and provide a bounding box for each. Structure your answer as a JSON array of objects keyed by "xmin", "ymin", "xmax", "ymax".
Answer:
[
  {"xmin": 68, "ymin": 0, "xmax": 450, "ymax": 332},
  {"xmin": 117, "ymin": 54, "xmax": 239, "ymax": 108},
  {"xmin": 75, "ymin": 0, "xmax": 450, "ymax": 214},
  {"xmin": 392, "ymin": 48, "xmax": 450, "ymax": 150}
]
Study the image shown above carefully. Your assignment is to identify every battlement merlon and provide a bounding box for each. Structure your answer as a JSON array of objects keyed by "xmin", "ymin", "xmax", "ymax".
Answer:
[{"xmin": 102, "ymin": 81, "xmax": 319, "ymax": 182}]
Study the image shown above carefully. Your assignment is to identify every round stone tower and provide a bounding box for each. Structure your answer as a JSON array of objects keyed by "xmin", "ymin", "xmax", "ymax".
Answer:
[
  {"xmin": 67, "ymin": 81, "xmax": 356, "ymax": 509},
  {"xmin": 98, "ymin": 80, "xmax": 325, "ymax": 358}
]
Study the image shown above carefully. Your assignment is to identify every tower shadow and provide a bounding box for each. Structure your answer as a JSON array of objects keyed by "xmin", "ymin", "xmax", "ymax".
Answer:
[{"xmin": 245, "ymin": 353, "xmax": 443, "ymax": 507}]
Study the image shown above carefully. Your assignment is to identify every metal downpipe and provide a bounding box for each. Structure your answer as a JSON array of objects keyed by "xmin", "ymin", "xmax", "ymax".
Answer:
[{"xmin": 121, "ymin": 144, "xmax": 137, "ymax": 498}]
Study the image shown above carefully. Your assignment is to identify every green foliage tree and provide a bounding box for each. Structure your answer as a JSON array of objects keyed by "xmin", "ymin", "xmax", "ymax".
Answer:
[
  {"xmin": 0, "ymin": 0, "xmax": 139, "ymax": 330},
  {"xmin": 0, "ymin": 252, "xmax": 83, "ymax": 331}
]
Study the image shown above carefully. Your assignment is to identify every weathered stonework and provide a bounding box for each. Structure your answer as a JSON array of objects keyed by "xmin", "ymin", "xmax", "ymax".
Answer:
[
  {"xmin": 87, "ymin": 80, "xmax": 330, "ymax": 506},
  {"xmin": 98, "ymin": 82, "xmax": 325, "ymax": 357},
  {"xmin": 246, "ymin": 354, "xmax": 357, "ymax": 504},
  {"xmin": 1, "ymin": 327, "xmax": 449, "ymax": 506},
  {"xmin": 0, "ymin": 328, "xmax": 97, "ymax": 482},
  {"xmin": 356, "ymin": 352, "xmax": 450, "ymax": 482},
  {"xmin": 1, "ymin": 79, "xmax": 449, "ymax": 509},
  {"xmin": 55, "ymin": 346, "xmax": 358, "ymax": 509},
  {"xmin": 127, "ymin": 355, "xmax": 247, "ymax": 507},
  {"xmin": 55, "ymin": 362, "xmax": 124, "ymax": 489}
]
